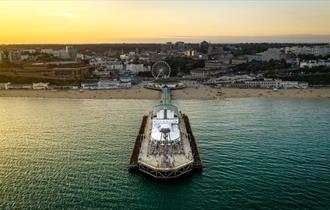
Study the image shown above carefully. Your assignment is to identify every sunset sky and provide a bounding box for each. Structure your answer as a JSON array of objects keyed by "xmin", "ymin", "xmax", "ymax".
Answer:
[{"xmin": 1, "ymin": 0, "xmax": 330, "ymax": 44}]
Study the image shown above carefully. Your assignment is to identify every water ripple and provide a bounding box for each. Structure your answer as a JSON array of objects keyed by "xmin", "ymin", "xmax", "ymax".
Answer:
[{"xmin": 0, "ymin": 98, "xmax": 329, "ymax": 209}]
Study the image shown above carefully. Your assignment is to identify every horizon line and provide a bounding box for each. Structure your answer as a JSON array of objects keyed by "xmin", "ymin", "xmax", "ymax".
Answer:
[
  {"xmin": 1, "ymin": 41, "xmax": 330, "ymax": 45},
  {"xmin": 2, "ymin": 34, "xmax": 330, "ymax": 45}
]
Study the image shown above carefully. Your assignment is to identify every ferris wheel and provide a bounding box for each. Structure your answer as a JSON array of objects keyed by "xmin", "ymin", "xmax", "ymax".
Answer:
[{"xmin": 151, "ymin": 61, "xmax": 171, "ymax": 80}]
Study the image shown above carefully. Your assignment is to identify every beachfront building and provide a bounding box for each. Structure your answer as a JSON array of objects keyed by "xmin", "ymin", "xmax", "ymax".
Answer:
[
  {"xmin": 81, "ymin": 80, "xmax": 131, "ymax": 90},
  {"xmin": 97, "ymin": 80, "xmax": 122, "ymax": 89},
  {"xmin": 145, "ymin": 81, "xmax": 185, "ymax": 90},
  {"xmin": 215, "ymin": 75, "xmax": 256, "ymax": 84},
  {"xmin": 246, "ymin": 80, "xmax": 302, "ymax": 89},
  {"xmin": 0, "ymin": 82, "xmax": 11, "ymax": 90},
  {"xmin": 81, "ymin": 82, "xmax": 98, "ymax": 90},
  {"xmin": 32, "ymin": 82, "xmax": 49, "ymax": 90},
  {"xmin": 222, "ymin": 79, "xmax": 307, "ymax": 89},
  {"xmin": 7, "ymin": 84, "xmax": 32, "ymax": 90},
  {"xmin": 245, "ymin": 80, "xmax": 284, "ymax": 89}
]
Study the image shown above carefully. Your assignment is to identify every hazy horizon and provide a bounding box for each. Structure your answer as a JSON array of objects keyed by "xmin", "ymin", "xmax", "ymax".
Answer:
[{"xmin": 2, "ymin": 34, "xmax": 330, "ymax": 45}]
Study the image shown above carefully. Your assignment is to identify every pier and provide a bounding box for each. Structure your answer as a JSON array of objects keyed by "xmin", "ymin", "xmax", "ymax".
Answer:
[{"xmin": 128, "ymin": 87, "xmax": 202, "ymax": 179}]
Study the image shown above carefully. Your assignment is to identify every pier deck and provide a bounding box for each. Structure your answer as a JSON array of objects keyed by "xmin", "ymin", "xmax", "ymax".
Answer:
[
  {"xmin": 128, "ymin": 113, "xmax": 202, "ymax": 178},
  {"xmin": 138, "ymin": 113, "xmax": 193, "ymax": 174},
  {"xmin": 128, "ymin": 87, "xmax": 202, "ymax": 179}
]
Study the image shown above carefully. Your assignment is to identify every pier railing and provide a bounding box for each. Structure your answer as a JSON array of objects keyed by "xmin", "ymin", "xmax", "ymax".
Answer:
[
  {"xmin": 182, "ymin": 114, "xmax": 203, "ymax": 171},
  {"xmin": 128, "ymin": 115, "xmax": 148, "ymax": 171}
]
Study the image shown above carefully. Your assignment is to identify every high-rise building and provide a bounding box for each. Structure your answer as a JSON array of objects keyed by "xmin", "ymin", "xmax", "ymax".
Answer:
[
  {"xmin": 8, "ymin": 50, "xmax": 21, "ymax": 63},
  {"xmin": 175, "ymin": 41, "xmax": 185, "ymax": 51},
  {"xmin": 161, "ymin": 42, "xmax": 173, "ymax": 52},
  {"xmin": 207, "ymin": 44, "xmax": 213, "ymax": 55},
  {"xmin": 65, "ymin": 46, "xmax": 77, "ymax": 60},
  {"xmin": 199, "ymin": 41, "xmax": 209, "ymax": 54}
]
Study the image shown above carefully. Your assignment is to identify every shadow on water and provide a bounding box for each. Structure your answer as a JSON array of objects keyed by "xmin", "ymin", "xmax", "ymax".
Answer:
[{"xmin": 129, "ymin": 170, "xmax": 203, "ymax": 185}]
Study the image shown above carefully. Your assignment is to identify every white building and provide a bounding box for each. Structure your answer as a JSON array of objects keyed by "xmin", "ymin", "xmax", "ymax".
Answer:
[
  {"xmin": 41, "ymin": 49, "xmax": 54, "ymax": 54},
  {"xmin": 0, "ymin": 82, "xmax": 11, "ymax": 90},
  {"xmin": 97, "ymin": 80, "xmax": 121, "ymax": 89},
  {"xmin": 126, "ymin": 64, "xmax": 149, "ymax": 73},
  {"xmin": 91, "ymin": 62, "xmax": 149, "ymax": 74},
  {"xmin": 280, "ymin": 81, "xmax": 300, "ymax": 89},
  {"xmin": 40, "ymin": 46, "xmax": 77, "ymax": 60},
  {"xmin": 97, "ymin": 80, "xmax": 131, "ymax": 89},
  {"xmin": 245, "ymin": 80, "xmax": 282, "ymax": 88},
  {"xmin": 300, "ymin": 59, "xmax": 330, "ymax": 68},
  {"xmin": 41, "ymin": 48, "xmax": 68, "ymax": 59},
  {"xmin": 8, "ymin": 84, "xmax": 32, "ymax": 90},
  {"xmin": 32, "ymin": 82, "xmax": 49, "ymax": 90},
  {"xmin": 81, "ymin": 80, "xmax": 131, "ymax": 90},
  {"xmin": 120, "ymin": 54, "xmax": 129, "ymax": 60},
  {"xmin": 108, "ymin": 62, "xmax": 123, "ymax": 70},
  {"xmin": 244, "ymin": 80, "xmax": 305, "ymax": 89},
  {"xmin": 215, "ymin": 75, "xmax": 256, "ymax": 83},
  {"xmin": 8, "ymin": 50, "xmax": 21, "ymax": 62},
  {"xmin": 20, "ymin": 54, "xmax": 30, "ymax": 61},
  {"xmin": 247, "ymin": 48, "xmax": 284, "ymax": 62},
  {"xmin": 81, "ymin": 82, "xmax": 98, "ymax": 90},
  {"xmin": 285, "ymin": 45, "xmax": 330, "ymax": 56},
  {"xmin": 257, "ymin": 48, "xmax": 284, "ymax": 62},
  {"xmin": 21, "ymin": 49, "xmax": 36, "ymax": 54}
]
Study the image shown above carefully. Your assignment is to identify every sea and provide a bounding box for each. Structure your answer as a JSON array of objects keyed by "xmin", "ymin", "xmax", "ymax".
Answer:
[{"xmin": 0, "ymin": 97, "xmax": 329, "ymax": 209}]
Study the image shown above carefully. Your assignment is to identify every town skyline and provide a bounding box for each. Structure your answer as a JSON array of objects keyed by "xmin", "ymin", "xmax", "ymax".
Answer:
[{"xmin": 1, "ymin": 0, "xmax": 330, "ymax": 44}]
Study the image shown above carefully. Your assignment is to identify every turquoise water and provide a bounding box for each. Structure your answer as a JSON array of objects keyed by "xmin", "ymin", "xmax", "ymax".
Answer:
[{"xmin": 0, "ymin": 97, "xmax": 329, "ymax": 209}]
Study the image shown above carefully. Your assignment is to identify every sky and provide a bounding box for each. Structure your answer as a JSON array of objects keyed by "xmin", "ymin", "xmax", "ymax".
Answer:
[{"xmin": 1, "ymin": 0, "xmax": 330, "ymax": 44}]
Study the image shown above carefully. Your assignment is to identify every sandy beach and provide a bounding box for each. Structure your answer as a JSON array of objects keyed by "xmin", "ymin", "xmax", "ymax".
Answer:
[{"xmin": 0, "ymin": 86, "xmax": 329, "ymax": 100}]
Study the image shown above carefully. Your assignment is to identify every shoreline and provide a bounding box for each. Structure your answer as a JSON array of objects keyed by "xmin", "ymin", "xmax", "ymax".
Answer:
[{"xmin": 0, "ymin": 86, "xmax": 330, "ymax": 100}]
